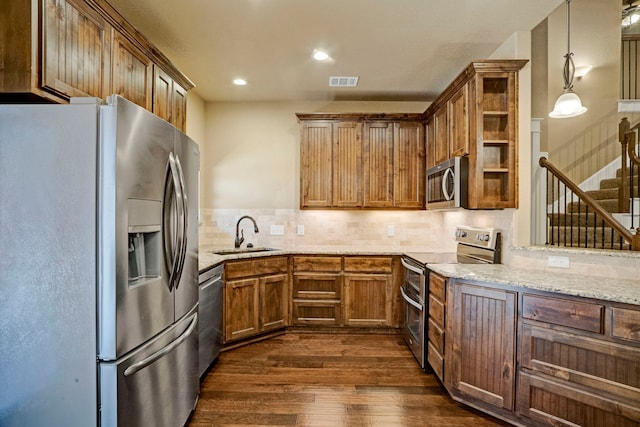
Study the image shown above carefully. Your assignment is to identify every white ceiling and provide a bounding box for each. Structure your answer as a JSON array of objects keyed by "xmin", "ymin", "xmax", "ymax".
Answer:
[{"xmin": 107, "ymin": 0, "xmax": 564, "ymax": 102}]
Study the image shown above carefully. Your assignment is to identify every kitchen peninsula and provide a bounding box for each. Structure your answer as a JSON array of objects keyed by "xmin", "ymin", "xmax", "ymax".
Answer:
[{"xmin": 199, "ymin": 247, "xmax": 640, "ymax": 427}]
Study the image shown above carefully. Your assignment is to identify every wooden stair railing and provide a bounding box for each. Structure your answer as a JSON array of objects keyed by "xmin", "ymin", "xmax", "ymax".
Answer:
[
  {"xmin": 539, "ymin": 156, "xmax": 640, "ymax": 251},
  {"xmin": 618, "ymin": 117, "xmax": 640, "ymax": 214}
]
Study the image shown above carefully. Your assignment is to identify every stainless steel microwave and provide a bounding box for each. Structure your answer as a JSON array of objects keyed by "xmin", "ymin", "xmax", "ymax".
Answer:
[{"xmin": 426, "ymin": 156, "xmax": 468, "ymax": 209}]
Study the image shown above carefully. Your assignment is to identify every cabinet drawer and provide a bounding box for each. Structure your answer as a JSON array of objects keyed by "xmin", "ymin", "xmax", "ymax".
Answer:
[
  {"xmin": 427, "ymin": 341, "xmax": 444, "ymax": 381},
  {"xmin": 293, "ymin": 273, "xmax": 342, "ymax": 299},
  {"xmin": 292, "ymin": 300, "xmax": 341, "ymax": 325},
  {"xmin": 293, "ymin": 256, "xmax": 342, "ymax": 272},
  {"xmin": 428, "ymin": 317, "xmax": 444, "ymax": 354},
  {"xmin": 429, "ymin": 295, "xmax": 445, "ymax": 326},
  {"xmin": 343, "ymin": 256, "xmax": 392, "ymax": 273},
  {"xmin": 429, "ymin": 273, "xmax": 446, "ymax": 302},
  {"xmin": 522, "ymin": 294, "xmax": 604, "ymax": 333},
  {"xmin": 225, "ymin": 256, "xmax": 288, "ymax": 280},
  {"xmin": 612, "ymin": 307, "xmax": 640, "ymax": 343}
]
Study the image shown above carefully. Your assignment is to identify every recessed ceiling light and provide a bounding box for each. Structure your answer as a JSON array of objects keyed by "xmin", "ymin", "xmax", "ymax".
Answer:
[
  {"xmin": 233, "ymin": 78, "xmax": 247, "ymax": 86},
  {"xmin": 312, "ymin": 50, "xmax": 330, "ymax": 61}
]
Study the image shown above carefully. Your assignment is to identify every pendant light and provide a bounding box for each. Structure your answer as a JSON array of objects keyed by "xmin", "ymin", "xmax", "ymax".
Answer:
[{"xmin": 549, "ymin": 0, "xmax": 587, "ymax": 118}]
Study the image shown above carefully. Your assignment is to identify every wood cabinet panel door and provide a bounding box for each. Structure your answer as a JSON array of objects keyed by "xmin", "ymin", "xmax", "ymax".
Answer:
[
  {"xmin": 363, "ymin": 122, "xmax": 393, "ymax": 207},
  {"xmin": 433, "ymin": 105, "xmax": 449, "ymax": 165},
  {"xmin": 259, "ymin": 274, "xmax": 288, "ymax": 332},
  {"xmin": 172, "ymin": 82, "xmax": 187, "ymax": 131},
  {"xmin": 343, "ymin": 274, "xmax": 392, "ymax": 326},
  {"xmin": 152, "ymin": 65, "xmax": 172, "ymax": 123},
  {"xmin": 224, "ymin": 278, "xmax": 259, "ymax": 343},
  {"xmin": 111, "ymin": 32, "xmax": 152, "ymax": 110},
  {"xmin": 393, "ymin": 121, "xmax": 425, "ymax": 208},
  {"xmin": 425, "ymin": 115, "xmax": 437, "ymax": 170},
  {"xmin": 43, "ymin": 0, "xmax": 110, "ymax": 99},
  {"xmin": 332, "ymin": 121, "xmax": 363, "ymax": 207},
  {"xmin": 300, "ymin": 121, "xmax": 333, "ymax": 208},
  {"xmin": 448, "ymin": 282, "xmax": 516, "ymax": 411},
  {"xmin": 449, "ymin": 84, "xmax": 469, "ymax": 158}
]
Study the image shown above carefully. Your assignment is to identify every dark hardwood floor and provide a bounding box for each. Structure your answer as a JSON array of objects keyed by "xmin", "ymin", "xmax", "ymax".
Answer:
[{"xmin": 189, "ymin": 332, "xmax": 509, "ymax": 426}]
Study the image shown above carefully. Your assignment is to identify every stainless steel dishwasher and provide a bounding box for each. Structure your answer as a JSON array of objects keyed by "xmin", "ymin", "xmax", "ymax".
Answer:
[{"xmin": 198, "ymin": 264, "xmax": 224, "ymax": 377}]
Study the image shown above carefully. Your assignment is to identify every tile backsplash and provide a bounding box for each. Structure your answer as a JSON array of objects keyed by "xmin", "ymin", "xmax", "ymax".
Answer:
[{"xmin": 199, "ymin": 208, "xmax": 515, "ymax": 253}]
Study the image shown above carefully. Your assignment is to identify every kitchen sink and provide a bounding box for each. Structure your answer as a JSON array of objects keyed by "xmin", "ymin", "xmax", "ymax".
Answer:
[{"xmin": 211, "ymin": 247, "xmax": 280, "ymax": 255}]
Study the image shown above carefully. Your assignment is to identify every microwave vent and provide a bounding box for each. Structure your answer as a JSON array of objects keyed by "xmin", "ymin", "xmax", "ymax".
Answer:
[{"xmin": 329, "ymin": 76, "xmax": 359, "ymax": 87}]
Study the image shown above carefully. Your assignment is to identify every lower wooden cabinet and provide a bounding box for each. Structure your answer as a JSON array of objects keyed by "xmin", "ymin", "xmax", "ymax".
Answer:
[
  {"xmin": 224, "ymin": 257, "xmax": 288, "ymax": 343},
  {"xmin": 343, "ymin": 256, "xmax": 394, "ymax": 327},
  {"xmin": 292, "ymin": 256, "xmax": 342, "ymax": 326},
  {"xmin": 446, "ymin": 281, "xmax": 517, "ymax": 413},
  {"xmin": 427, "ymin": 272, "xmax": 447, "ymax": 381},
  {"xmin": 517, "ymin": 293, "xmax": 640, "ymax": 426}
]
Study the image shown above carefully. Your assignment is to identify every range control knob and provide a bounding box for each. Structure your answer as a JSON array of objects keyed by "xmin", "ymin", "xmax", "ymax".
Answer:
[{"xmin": 456, "ymin": 230, "xmax": 467, "ymax": 238}]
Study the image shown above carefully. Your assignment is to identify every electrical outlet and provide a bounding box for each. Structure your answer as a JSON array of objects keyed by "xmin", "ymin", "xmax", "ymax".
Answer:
[
  {"xmin": 387, "ymin": 225, "xmax": 395, "ymax": 237},
  {"xmin": 548, "ymin": 255, "xmax": 570, "ymax": 268},
  {"xmin": 297, "ymin": 224, "xmax": 305, "ymax": 236},
  {"xmin": 269, "ymin": 224, "xmax": 284, "ymax": 236}
]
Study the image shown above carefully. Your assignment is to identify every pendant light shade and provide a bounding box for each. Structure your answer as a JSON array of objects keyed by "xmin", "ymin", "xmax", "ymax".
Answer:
[{"xmin": 549, "ymin": 0, "xmax": 587, "ymax": 119}]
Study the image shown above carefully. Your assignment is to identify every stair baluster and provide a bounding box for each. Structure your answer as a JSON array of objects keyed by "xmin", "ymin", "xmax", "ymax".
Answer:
[{"xmin": 540, "ymin": 156, "xmax": 639, "ymax": 251}]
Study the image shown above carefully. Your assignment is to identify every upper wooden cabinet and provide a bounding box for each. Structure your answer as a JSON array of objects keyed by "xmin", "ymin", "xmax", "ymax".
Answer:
[
  {"xmin": 424, "ymin": 60, "xmax": 527, "ymax": 209},
  {"xmin": 297, "ymin": 113, "xmax": 425, "ymax": 210},
  {"xmin": 112, "ymin": 32, "xmax": 152, "ymax": 110},
  {"xmin": 0, "ymin": 0, "xmax": 193, "ymax": 131},
  {"xmin": 42, "ymin": 0, "xmax": 111, "ymax": 99}
]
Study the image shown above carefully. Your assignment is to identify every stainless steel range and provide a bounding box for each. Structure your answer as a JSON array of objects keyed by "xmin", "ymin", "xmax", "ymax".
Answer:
[{"xmin": 400, "ymin": 226, "xmax": 501, "ymax": 370}]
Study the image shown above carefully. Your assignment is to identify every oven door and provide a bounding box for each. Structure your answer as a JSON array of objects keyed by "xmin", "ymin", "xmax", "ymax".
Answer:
[{"xmin": 401, "ymin": 285, "xmax": 425, "ymax": 369}]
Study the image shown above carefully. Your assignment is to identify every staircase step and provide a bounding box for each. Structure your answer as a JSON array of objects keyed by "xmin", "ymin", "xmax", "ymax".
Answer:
[
  {"xmin": 600, "ymin": 177, "xmax": 640, "ymax": 192},
  {"xmin": 586, "ymin": 188, "xmax": 619, "ymax": 200},
  {"xmin": 548, "ymin": 226, "xmax": 632, "ymax": 250},
  {"xmin": 567, "ymin": 199, "xmax": 620, "ymax": 213},
  {"xmin": 548, "ymin": 213, "xmax": 612, "ymax": 227}
]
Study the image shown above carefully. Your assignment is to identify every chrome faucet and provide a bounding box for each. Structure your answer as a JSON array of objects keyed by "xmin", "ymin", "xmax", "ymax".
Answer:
[{"xmin": 234, "ymin": 215, "xmax": 259, "ymax": 248}]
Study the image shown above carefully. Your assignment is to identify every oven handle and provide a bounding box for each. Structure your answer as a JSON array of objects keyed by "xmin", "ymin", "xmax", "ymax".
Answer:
[
  {"xmin": 400, "ymin": 287, "xmax": 423, "ymax": 311},
  {"xmin": 401, "ymin": 258, "xmax": 425, "ymax": 275}
]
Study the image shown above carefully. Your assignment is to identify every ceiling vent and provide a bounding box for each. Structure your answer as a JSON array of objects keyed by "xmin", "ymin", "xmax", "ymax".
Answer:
[{"xmin": 329, "ymin": 76, "xmax": 359, "ymax": 87}]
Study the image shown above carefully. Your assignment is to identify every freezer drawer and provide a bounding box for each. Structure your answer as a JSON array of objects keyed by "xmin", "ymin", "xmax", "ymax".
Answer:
[
  {"xmin": 199, "ymin": 264, "xmax": 224, "ymax": 377},
  {"xmin": 99, "ymin": 306, "xmax": 199, "ymax": 427}
]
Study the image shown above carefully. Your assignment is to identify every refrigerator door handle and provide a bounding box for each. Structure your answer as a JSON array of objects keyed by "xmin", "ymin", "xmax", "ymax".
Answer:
[
  {"xmin": 123, "ymin": 312, "xmax": 198, "ymax": 377},
  {"xmin": 164, "ymin": 152, "xmax": 185, "ymax": 291},
  {"xmin": 173, "ymin": 154, "xmax": 189, "ymax": 289}
]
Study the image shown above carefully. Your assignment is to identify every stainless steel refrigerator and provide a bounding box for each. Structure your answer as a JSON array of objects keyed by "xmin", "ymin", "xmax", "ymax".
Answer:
[{"xmin": 0, "ymin": 95, "xmax": 200, "ymax": 427}]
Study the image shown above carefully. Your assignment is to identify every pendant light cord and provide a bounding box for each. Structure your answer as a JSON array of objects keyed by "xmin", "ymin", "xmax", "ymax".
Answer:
[{"xmin": 562, "ymin": 0, "xmax": 576, "ymax": 91}]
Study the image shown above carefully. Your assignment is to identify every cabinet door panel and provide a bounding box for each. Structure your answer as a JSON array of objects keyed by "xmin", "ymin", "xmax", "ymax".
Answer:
[
  {"xmin": 393, "ymin": 122, "xmax": 425, "ymax": 208},
  {"xmin": 153, "ymin": 66, "xmax": 172, "ymax": 123},
  {"xmin": 224, "ymin": 278, "xmax": 259, "ymax": 342},
  {"xmin": 449, "ymin": 84, "xmax": 469, "ymax": 157},
  {"xmin": 434, "ymin": 105, "xmax": 449, "ymax": 165},
  {"xmin": 259, "ymin": 274, "xmax": 288, "ymax": 332},
  {"xmin": 111, "ymin": 33, "xmax": 152, "ymax": 110},
  {"xmin": 448, "ymin": 283, "xmax": 516, "ymax": 411},
  {"xmin": 43, "ymin": 0, "xmax": 110, "ymax": 99},
  {"xmin": 172, "ymin": 82, "xmax": 187, "ymax": 131},
  {"xmin": 343, "ymin": 274, "xmax": 392, "ymax": 326},
  {"xmin": 333, "ymin": 121, "xmax": 362, "ymax": 207},
  {"xmin": 363, "ymin": 122, "xmax": 393, "ymax": 207},
  {"xmin": 300, "ymin": 121, "xmax": 333, "ymax": 207}
]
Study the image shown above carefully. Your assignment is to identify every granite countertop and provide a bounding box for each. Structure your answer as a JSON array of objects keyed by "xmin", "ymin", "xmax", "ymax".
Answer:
[
  {"xmin": 198, "ymin": 246, "xmax": 401, "ymax": 272},
  {"xmin": 198, "ymin": 247, "xmax": 640, "ymax": 306},
  {"xmin": 427, "ymin": 263, "xmax": 640, "ymax": 306}
]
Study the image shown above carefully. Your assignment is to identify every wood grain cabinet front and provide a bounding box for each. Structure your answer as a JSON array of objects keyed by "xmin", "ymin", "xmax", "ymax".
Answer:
[
  {"xmin": 292, "ymin": 256, "xmax": 342, "ymax": 325},
  {"xmin": 224, "ymin": 257, "xmax": 289, "ymax": 343},
  {"xmin": 446, "ymin": 281, "xmax": 517, "ymax": 414},
  {"xmin": 343, "ymin": 256, "xmax": 394, "ymax": 327},
  {"xmin": 427, "ymin": 272, "xmax": 447, "ymax": 381},
  {"xmin": 298, "ymin": 114, "xmax": 425, "ymax": 210},
  {"xmin": 518, "ymin": 292, "xmax": 640, "ymax": 426},
  {"xmin": 1, "ymin": 0, "xmax": 192, "ymax": 129}
]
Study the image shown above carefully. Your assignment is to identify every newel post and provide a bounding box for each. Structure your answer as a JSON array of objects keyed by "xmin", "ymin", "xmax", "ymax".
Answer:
[{"xmin": 619, "ymin": 118, "xmax": 630, "ymax": 213}]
